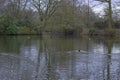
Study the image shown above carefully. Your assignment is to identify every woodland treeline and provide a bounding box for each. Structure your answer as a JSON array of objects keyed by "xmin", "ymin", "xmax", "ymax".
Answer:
[{"xmin": 0, "ymin": 0, "xmax": 120, "ymax": 35}]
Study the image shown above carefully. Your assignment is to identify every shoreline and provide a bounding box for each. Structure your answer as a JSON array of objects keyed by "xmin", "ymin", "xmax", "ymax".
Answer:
[{"xmin": 0, "ymin": 29, "xmax": 120, "ymax": 38}]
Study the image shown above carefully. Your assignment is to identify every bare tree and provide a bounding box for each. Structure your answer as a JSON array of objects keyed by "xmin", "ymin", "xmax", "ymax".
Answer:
[
  {"xmin": 8, "ymin": 0, "xmax": 30, "ymax": 18},
  {"xmin": 95, "ymin": 0, "xmax": 113, "ymax": 30},
  {"xmin": 32, "ymin": 0, "xmax": 59, "ymax": 33}
]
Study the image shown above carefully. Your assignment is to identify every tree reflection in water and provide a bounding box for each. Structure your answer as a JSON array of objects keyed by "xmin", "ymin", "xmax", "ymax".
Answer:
[{"xmin": 0, "ymin": 36, "xmax": 120, "ymax": 80}]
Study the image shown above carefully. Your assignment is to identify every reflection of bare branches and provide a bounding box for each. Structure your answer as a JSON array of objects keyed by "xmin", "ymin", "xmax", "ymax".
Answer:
[
  {"xmin": 43, "ymin": 37, "xmax": 59, "ymax": 80},
  {"xmin": 116, "ymin": 54, "xmax": 120, "ymax": 79},
  {"xmin": 33, "ymin": 36, "xmax": 120, "ymax": 80},
  {"xmin": 107, "ymin": 55, "xmax": 111, "ymax": 80},
  {"xmin": 105, "ymin": 38, "xmax": 114, "ymax": 80},
  {"xmin": 35, "ymin": 51, "xmax": 41, "ymax": 80},
  {"xmin": 35, "ymin": 40, "xmax": 42, "ymax": 80}
]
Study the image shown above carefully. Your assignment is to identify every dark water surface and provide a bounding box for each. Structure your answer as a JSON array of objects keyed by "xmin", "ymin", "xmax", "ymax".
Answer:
[{"xmin": 0, "ymin": 36, "xmax": 120, "ymax": 80}]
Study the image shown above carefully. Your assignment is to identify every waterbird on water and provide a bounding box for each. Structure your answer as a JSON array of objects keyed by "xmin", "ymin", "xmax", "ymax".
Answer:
[
  {"xmin": 78, "ymin": 50, "xmax": 81, "ymax": 52},
  {"xmin": 77, "ymin": 50, "xmax": 88, "ymax": 54}
]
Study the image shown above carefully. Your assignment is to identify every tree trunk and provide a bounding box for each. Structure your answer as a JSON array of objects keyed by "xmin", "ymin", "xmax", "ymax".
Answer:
[
  {"xmin": 108, "ymin": 0, "xmax": 113, "ymax": 30},
  {"xmin": 38, "ymin": 16, "xmax": 47, "ymax": 35}
]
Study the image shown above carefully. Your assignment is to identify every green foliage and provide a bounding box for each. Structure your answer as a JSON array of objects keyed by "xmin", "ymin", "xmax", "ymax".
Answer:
[
  {"xmin": 89, "ymin": 29, "xmax": 96, "ymax": 35},
  {"xmin": 94, "ymin": 20, "xmax": 120, "ymax": 30},
  {"xmin": 113, "ymin": 21, "xmax": 120, "ymax": 29},
  {"xmin": 105, "ymin": 29, "xmax": 116, "ymax": 36},
  {"xmin": 94, "ymin": 20, "xmax": 108, "ymax": 30},
  {"xmin": 0, "ymin": 15, "xmax": 18, "ymax": 34},
  {"xmin": 45, "ymin": 1, "xmax": 87, "ymax": 35},
  {"xmin": 0, "ymin": 0, "xmax": 117, "ymax": 36},
  {"xmin": 0, "ymin": 16, "xmax": 6, "ymax": 33},
  {"xmin": 0, "ymin": 15, "xmax": 36, "ymax": 35},
  {"xmin": 18, "ymin": 27, "xmax": 36, "ymax": 34},
  {"xmin": 5, "ymin": 25, "xmax": 18, "ymax": 34},
  {"xmin": 17, "ymin": 20, "xmax": 30, "ymax": 27},
  {"xmin": 89, "ymin": 28, "xmax": 116, "ymax": 36},
  {"xmin": 16, "ymin": 16, "xmax": 32, "ymax": 27}
]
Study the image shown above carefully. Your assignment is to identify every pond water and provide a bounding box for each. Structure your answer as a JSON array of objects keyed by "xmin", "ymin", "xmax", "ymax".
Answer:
[{"xmin": 0, "ymin": 35, "xmax": 120, "ymax": 80}]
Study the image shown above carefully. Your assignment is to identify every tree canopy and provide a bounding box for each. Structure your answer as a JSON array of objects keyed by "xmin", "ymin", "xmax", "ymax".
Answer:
[{"xmin": 0, "ymin": 0, "xmax": 120, "ymax": 35}]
